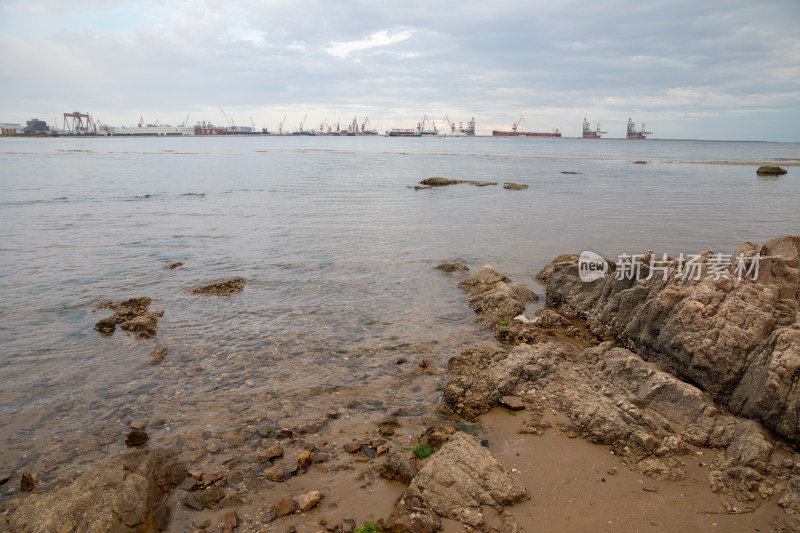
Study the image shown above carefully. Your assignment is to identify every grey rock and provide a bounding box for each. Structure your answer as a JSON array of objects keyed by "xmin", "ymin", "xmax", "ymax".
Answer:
[{"xmin": 0, "ymin": 449, "xmax": 185, "ymax": 533}]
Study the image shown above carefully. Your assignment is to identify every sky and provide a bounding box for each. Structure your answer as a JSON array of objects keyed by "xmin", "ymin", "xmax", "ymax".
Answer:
[{"xmin": 1, "ymin": 0, "xmax": 799, "ymax": 141}]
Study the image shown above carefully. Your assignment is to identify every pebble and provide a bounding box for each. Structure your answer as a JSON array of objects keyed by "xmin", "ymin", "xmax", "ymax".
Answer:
[
  {"xmin": 264, "ymin": 464, "xmax": 286, "ymax": 482},
  {"xmin": 298, "ymin": 450, "xmax": 312, "ymax": 468},
  {"xmin": 20, "ymin": 473, "xmax": 36, "ymax": 492},
  {"xmin": 225, "ymin": 510, "xmax": 239, "ymax": 527},
  {"xmin": 274, "ymin": 498, "xmax": 295, "ymax": 516},
  {"xmin": 292, "ymin": 490, "xmax": 322, "ymax": 511},
  {"xmin": 130, "ymin": 421, "xmax": 146, "ymax": 430},
  {"xmin": 125, "ymin": 429, "xmax": 148, "ymax": 447},
  {"xmin": 256, "ymin": 422, "xmax": 274, "ymax": 438},
  {"xmin": 258, "ymin": 445, "xmax": 284, "ymax": 463},
  {"xmin": 499, "ymin": 395, "xmax": 526, "ymax": 411}
]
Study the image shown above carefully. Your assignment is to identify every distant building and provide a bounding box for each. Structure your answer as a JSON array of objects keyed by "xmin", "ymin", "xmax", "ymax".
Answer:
[
  {"xmin": 0, "ymin": 123, "xmax": 22, "ymax": 135},
  {"xmin": 23, "ymin": 119, "xmax": 50, "ymax": 135},
  {"xmin": 113, "ymin": 125, "xmax": 195, "ymax": 136}
]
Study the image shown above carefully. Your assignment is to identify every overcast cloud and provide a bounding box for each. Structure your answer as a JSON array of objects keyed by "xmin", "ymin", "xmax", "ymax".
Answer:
[{"xmin": 1, "ymin": 0, "xmax": 798, "ymax": 140}]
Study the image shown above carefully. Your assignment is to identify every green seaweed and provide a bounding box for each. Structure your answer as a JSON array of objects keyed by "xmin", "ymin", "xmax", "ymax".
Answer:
[
  {"xmin": 354, "ymin": 523, "xmax": 380, "ymax": 533},
  {"xmin": 404, "ymin": 443, "xmax": 435, "ymax": 459}
]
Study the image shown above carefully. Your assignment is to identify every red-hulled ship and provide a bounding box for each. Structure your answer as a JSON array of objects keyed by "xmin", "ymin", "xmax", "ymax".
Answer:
[
  {"xmin": 582, "ymin": 118, "xmax": 606, "ymax": 139},
  {"xmin": 492, "ymin": 114, "xmax": 561, "ymax": 137},
  {"xmin": 626, "ymin": 118, "xmax": 651, "ymax": 139}
]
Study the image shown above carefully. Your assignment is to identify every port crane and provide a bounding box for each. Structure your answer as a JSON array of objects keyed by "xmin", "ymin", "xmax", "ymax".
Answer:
[
  {"xmin": 220, "ymin": 107, "xmax": 235, "ymax": 133},
  {"xmin": 278, "ymin": 115, "xmax": 286, "ymax": 135},
  {"xmin": 512, "ymin": 114, "xmax": 526, "ymax": 135},
  {"xmin": 444, "ymin": 115, "xmax": 456, "ymax": 133},
  {"xmin": 361, "ymin": 116, "xmax": 372, "ymax": 134}
]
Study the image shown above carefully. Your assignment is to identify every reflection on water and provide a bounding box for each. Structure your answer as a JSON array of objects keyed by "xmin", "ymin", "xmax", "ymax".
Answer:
[{"xmin": 0, "ymin": 136, "xmax": 798, "ymax": 496}]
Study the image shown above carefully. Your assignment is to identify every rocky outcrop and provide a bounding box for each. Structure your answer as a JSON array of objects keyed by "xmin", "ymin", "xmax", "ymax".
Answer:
[
  {"xmin": 93, "ymin": 297, "xmax": 162, "ymax": 339},
  {"xmin": 0, "ymin": 449, "xmax": 186, "ymax": 533},
  {"xmin": 458, "ymin": 266, "xmax": 538, "ymax": 327},
  {"xmin": 541, "ymin": 235, "xmax": 800, "ymax": 444},
  {"xmin": 191, "ymin": 277, "xmax": 246, "ymax": 295},
  {"xmin": 442, "ymin": 339, "xmax": 800, "ymax": 525},
  {"xmin": 384, "ymin": 432, "xmax": 529, "ymax": 532},
  {"xmin": 756, "ymin": 166, "xmax": 788, "ymax": 176},
  {"xmin": 502, "ymin": 182, "xmax": 528, "ymax": 190}
]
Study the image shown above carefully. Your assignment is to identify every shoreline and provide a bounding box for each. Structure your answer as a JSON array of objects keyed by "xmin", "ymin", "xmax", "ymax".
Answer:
[{"xmin": 3, "ymin": 236, "xmax": 799, "ymax": 532}]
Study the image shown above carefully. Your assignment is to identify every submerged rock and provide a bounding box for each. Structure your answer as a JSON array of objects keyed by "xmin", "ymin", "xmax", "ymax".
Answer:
[
  {"xmin": 756, "ymin": 166, "xmax": 788, "ymax": 176},
  {"xmin": 417, "ymin": 177, "xmax": 498, "ymax": 188},
  {"xmin": 503, "ymin": 182, "xmax": 528, "ymax": 190},
  {"xmin": 434, "ymin": 261, "xmax": 469, "ymax": 273},
  {"xmin": 0, "ymin": 449, "xmax": 186, "ymax": 533},
  {"xmin": 93, "ymin": 297, "xmax": 161, "ymax": 338},
  {"xmin": 191, "ymin": 277, "xmax": 246, "ymax": 296}
]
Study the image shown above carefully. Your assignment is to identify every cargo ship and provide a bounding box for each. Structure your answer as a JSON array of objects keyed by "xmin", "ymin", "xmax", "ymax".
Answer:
[
  {"xmin": 387, "ymin": 129, "xmax": 421, "ymax": 137},
  {"xmin": 582, "ymin": 118, "xmax": 606, "ymax": 139},
  {"xmin": 626, "ymin": 118, "xmax": 651, "ymax": 139},
  {"xmin": 492, "ymin": 115, "xmax": 561, "ymax": 137}
]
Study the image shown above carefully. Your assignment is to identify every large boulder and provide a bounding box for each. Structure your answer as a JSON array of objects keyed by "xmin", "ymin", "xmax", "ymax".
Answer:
[
  {"xmin": 385, "ymin": 432, "xmax": 529, "ymax": 532},
  {"xmin": 0, "ymin": 449, "xmax": 186, "ymax": 533},
  {"xmin": 541, "ymin": 235, "xmax": 800, "ymax": 444}
]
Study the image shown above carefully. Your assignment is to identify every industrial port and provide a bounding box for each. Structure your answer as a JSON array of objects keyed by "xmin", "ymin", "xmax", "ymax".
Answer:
[{"xmin": 0, "ymin": 111, "xmax": 651, "ymax": 139}]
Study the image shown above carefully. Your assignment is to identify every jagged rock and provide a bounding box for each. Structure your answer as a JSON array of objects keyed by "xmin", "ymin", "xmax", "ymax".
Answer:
[
  {"xmin": 386, "ymin": 432, "xmax": 528, "ymax": 531},
  {"xmin": 192, "ymin": 277, "xmax": 246, "ymax": 296},
  {"xmin": 541, "ymin": 235, "xmax": 800, "ymax": 444},
  {"xmin": 381, "ymin": 451, "xmax": 419, "ymax": 484},
  {"xmin": 0, "ymin": 449, "xmax": 186, "ymax": 533},
  {"xmin": 756, "ymin": 166, "xmax": 788, "ymax": 176},
  {"xmin": 94, "ymin": 297, "xmax": 160, "ymax": 338},
  {"xmin": 503, "ymin": 182, "xmax": 528, "ymax": 190},
  {"xmin": 119, "ymin": 315, "xmax": 158, "ymax": 339},
  {"xmin": 458, "ymin": 266, "xmax": 538, "ymax": 327},
  {"xmin": 291, "ymin": 490, "xmax": 321, "ymax": 511}
]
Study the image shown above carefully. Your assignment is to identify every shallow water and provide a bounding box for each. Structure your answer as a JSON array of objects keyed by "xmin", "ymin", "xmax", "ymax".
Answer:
[{"xmin": 0, "ymin": 136, "xmax": 798, "ymax": 495}]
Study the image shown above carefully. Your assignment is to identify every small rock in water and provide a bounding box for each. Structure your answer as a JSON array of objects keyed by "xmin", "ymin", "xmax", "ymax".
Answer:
[
  {"xmin": 756, "ymin": 165, "xmax": 788, "ymax": 176},
  {"xmin": 291, "ymin": 490, "xmax": 322, "ymax": 511},
  {"xmin": 435, "ymin": 261, "xmax": 469, "ymax": 273},
  {"xmin": 191, "ymin": 277, "xmax": 246, "ymax": 296},
  {"xmin": 165, "ymin": 262, "xmax": 183, "ymax": 269},
  {"xmin": 298, "ymin": 450, "xmax": 312, "ymax": 468},
  {"xmin": 149, "ymin": 347, "xmax": 168, "ymax": 365},
  {"xmin": 263, "ymin": 464, "xmax": 286, "ymax": 482},
  {"xmin": 633, "ymin": 160, "xmax": 648, "ymax": 164},
  {"xmin": 130, "ymin": 420, "xmax": 146, "ymax": 430},
  {"xmin": 20, "ymin": 473, "xmax": 36, "ymax": 492},
  {"xmin": 255, "ymin": 422, "xmax": 274, "ymax": 438},
  {"xmin": 500, "ymin": 395, "xmax": 526, "ymax": 411},
  {"xmin": 343, "ymin": 442, "xmax": 361, "ymax": 453},
  {"xmin": 125, "ymin": 429, "xmax": 148, "ymax": 447},
  {"xmin": 258, "ymin": 445, "xmax": 284, "ymax": 463},
  {"xmin": 503, "ymin": 182, "xmax": 528, "ymax": 190}
]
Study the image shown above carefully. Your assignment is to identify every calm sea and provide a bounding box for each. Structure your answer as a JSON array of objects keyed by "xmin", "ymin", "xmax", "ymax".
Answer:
[{"xmin": 0, "ymin": 136, "xmax": 798, "ymax": 490}]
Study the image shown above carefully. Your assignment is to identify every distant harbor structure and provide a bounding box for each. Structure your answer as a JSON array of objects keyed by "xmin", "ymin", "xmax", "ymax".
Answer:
[
  {"xmin": 492, "ymin": 115, "xmax": 561, "ymax": 137},
  {"xmin": 626, "ymin": 118, "xmax": 651, "ymax": 139},
  {"xmin": 582, "ymin": 118, "xmax": 606, "ymax": 139}
]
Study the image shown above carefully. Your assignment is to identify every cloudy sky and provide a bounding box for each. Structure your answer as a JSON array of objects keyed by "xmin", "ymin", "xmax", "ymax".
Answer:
[{"xmin": 1, "ymin": 0, "xmax": 798, "ymax": 140}]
